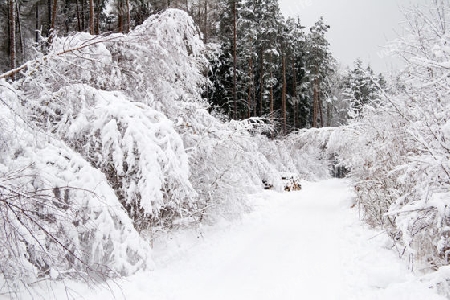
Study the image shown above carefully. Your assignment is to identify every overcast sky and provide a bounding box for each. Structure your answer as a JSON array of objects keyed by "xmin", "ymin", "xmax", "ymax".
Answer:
[{"xmin": 278, "ymin": 0, "xmax": 427, "ymax": 73}]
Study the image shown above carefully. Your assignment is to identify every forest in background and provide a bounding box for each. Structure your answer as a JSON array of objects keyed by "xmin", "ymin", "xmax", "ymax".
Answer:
[
  {"xmin": 1, "ymin": 0, "xmax": 450, "ymax": 298},
  {"xmin": 1, "ymin": 0, "xmax": 385, "ymax": 133}
]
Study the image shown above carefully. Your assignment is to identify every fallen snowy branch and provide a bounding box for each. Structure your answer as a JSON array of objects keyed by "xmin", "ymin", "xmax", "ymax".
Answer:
[{"xmin": 0, "ymin": 33, "xmax": 123, "ymax": 80}]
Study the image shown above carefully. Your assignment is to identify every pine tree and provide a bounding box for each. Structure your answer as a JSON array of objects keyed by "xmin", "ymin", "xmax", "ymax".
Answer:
[
  {"xmin": 343, "ymin": 59, "xmax": 382, "ymax": 119},
  {"xmin": 89, "ymin": 0, "xmax": 95, "ymax": 34},
  {"xmin": 8, "ymin": 0, "xmax": 16, "ymax": 77},
  {"xmin": 305, "ymin": 17, "xmax": 331, "ymax": 128},
  {"xmin": 284, "ymin": 17, "xmax": 308, "ymax": 130},
  {"xmin": 239, "ymin": 0, "xmax": 258, "ymax": 117},
  {"xmin": 254, "ymin": 0, "xmax": 283, "ymax": 118},
  {"xmin": 232, "ymin": 0, "xmax": 237, "ymax": 119}
]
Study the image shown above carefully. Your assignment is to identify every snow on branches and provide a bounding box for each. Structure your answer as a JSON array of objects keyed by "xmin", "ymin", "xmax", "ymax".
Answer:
[
  {"xmin": 0, "ymin": 9, "xmax": 207, "ymax": 289},
  {"xmin": 47, "ymin": 85, "xmax": 196, "ymax": 230},
  {"xmin": 0, "ymin": 85, "xmax": 150, "ymax": 288},
  {"xmin": 332, "ymin": 1, "xmax": 450, "ymax": 279}
]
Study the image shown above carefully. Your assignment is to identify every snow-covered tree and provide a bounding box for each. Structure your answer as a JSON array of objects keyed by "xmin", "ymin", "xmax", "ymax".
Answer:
[
  {"xmin": 0, "ymin": 81, "xmax": 151, "ymax": 289},
  {"xmin": 0, "ymin": 10, "xmax": 206, "ymax": 290},
  {"xmin": 342, "ymin": 59, "xmax": 384, "ymax": 120},
  {"xmin": 336, "ymin": 1, "xmax": 450, "ymax": 279},
  {"xmin": 305, "ymin": 17, "xmax": 332, "ymax": 128}
]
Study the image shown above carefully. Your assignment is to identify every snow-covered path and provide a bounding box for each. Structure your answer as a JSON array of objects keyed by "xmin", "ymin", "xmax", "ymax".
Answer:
[
  {"xmin": 23, "ymin": 179, "xmax": 445, "ymax": 300},
  {"xmin": 199, "ymin": 180, "xmax": 346, "ymax": 300}
]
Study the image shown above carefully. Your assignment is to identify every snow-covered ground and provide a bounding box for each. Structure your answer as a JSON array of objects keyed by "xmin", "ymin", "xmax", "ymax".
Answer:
[{"xmin": 10, "ymin": 179, "xmax": 445, "ymax": 300}]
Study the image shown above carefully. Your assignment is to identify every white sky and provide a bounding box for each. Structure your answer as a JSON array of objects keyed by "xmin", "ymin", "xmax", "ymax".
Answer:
[{"xmin": 278, "ymin": 0, "xmax": 428, "ymax": 74}]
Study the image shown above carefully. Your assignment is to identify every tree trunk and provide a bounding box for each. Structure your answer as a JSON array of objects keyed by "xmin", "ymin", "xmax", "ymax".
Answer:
[
  {"xmin": 203, "ymin": 0, "xmax": 208, "ymax": 44},
  {"xmin": 16, "ymin": 1, "xmax": 23, "ymax": 57},
  {"xmin": 294, "ymin": 101, "xmax": 298, "ymax": 129},
  {"xmin": 35, "ymin": 5, "xmax": 39, "ymax": 43},
  {"xmin": 89, "ymin": 0, "xmax": 94, "ymax": 34},
  {"xmin": 95, "ymin": 0, "xmax": 100, "ymax": 34},
  {"xmin": 126, "ymin": 0, "xmax": 130, "ymax": 33},
  {"xmin": 47, "ymin": 0, "xmax": 51, "ymax": 35},
  {"xmin": 318, "ymin": 85, "xmax": 324, "ymax": 127},
  {"xmin": 292, "ymin": 59, "xmax": 297, "ymax": 129},
  {"xmin": 118, "ymin": 0, "xmax": 123, "ymax": 33},
  {"xmin": 232, "ymin": 0, "xmax": 237, "ymax": 120},
  {"xmin": 269, "ymin": 52, "xmax": 274, "ymax": 122},
  {"xmin": 9, "ymin": 0, "xmax": 16, "ymax": 78},
  {"xmin": 252, "ymin": 57, "xmax": 256, "ymax": 117},
  {"xmin": 282, "ymin": 54, "xmax": 287, "ymax": 134},
  {"xmin": 248, "ymin": 56, "xmax": 254, "ymax": 118},
  {"xmin": 76, "ymin": 0, "xmax": 81, "ymax": 31},
  {"xmin": 81, "ymin": 0, "xmax": 85, "ymax": 30},
  {"xmin": 313, "ymin": 76, "xmax": 319, "ymax": 128},
  {"xmin": 48, "ymin": 0, "xmax": 58, "ymax": 43},
  {"xmin": 259, "ymin": 47, "xmax": 264, "ymax": 117},
  {"xmin": 64, "ymin": 1, "xmax": 69, "ymax": 33},
  {"xmin": 326, "ymin": 101, "xmax": 332, "ymax": 127}
]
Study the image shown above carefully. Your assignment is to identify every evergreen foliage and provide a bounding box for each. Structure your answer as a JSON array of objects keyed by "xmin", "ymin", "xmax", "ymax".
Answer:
[
  {"xmin": 204, "ymin": 0, "xmax": 336, "ymax": 133},
  {"xmin": 342, "ymin": 59, "xmax": 385, "ymax": 119}
]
